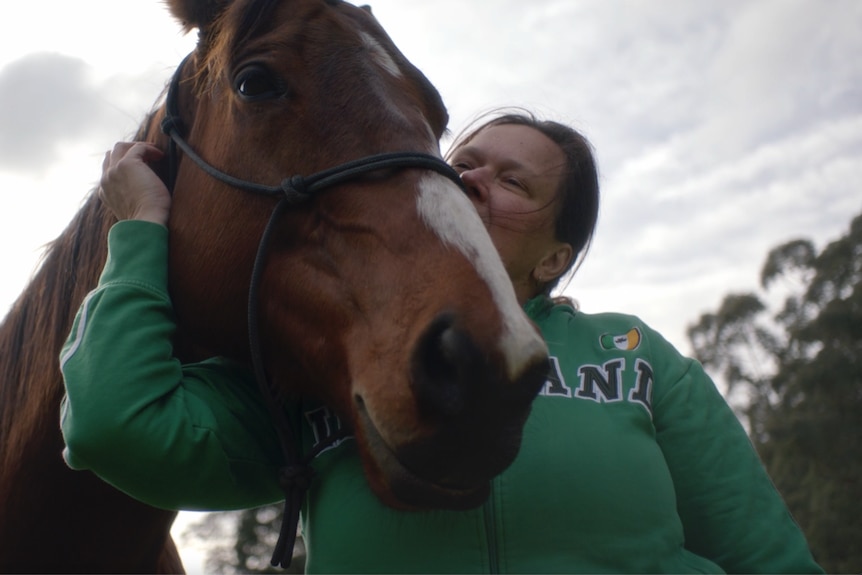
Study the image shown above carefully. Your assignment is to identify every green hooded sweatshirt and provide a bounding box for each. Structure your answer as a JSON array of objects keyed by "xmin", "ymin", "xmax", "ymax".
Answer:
[{"xmin": 61, "ymin": 220, "xmax": 822, "ymax": 573}]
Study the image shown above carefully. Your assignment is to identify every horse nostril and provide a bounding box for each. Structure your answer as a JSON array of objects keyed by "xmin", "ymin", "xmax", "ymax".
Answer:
[{"xmin": 410, "ymin": 312, "xmax": 484, "ymax": 419}]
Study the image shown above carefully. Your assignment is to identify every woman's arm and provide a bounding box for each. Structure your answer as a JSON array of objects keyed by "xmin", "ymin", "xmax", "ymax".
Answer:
[
  {"xmin": 653, "ymin": 352, "xmax": 822, "ymax": 573},
  {"xmin": 61, "ymin": 145, "xmax": 285, "ymax": 510}
]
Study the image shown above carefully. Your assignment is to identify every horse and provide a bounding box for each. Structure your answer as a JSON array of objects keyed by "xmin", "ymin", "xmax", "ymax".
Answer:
[{"xmin": 0, "ymin": 0, "xmax": 549, "ymax": 572}]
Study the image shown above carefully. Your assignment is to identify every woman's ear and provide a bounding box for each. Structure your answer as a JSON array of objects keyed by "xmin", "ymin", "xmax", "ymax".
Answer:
[{"xmin": 533, "ymin": 242, "xmax": 574, "ymax": 285}]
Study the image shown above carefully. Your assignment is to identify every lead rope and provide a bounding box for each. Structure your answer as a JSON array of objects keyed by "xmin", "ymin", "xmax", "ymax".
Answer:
[
  {"xmin": 246, "ymin": 196, "xmax": 350, "ymax": 568},
  {"xmin": 159, "ymin": 53, "xmax": 466, "ymax": 569}
]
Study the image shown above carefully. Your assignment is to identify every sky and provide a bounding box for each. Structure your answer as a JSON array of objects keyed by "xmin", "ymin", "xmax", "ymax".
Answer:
[{"xmin": 1, "ymin": 0, "xmax": 861, "ymax": 571}]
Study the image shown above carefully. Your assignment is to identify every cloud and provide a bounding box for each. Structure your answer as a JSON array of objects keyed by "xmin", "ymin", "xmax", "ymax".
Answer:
[
  {"xmin": 572, "ymin": 0, "xmax": 862, "ymax": 275},
  {"xmin": 671, "ymin": 0, "xmax": 862, "ymax": 167},
  {"xmin": 0, "ymin": 52, "xmax": 172, "ymax": 176},
  {"xmin": 2, "ymin": 0, "xmax": 860, "ymax": 357},
  {"xmin": 0, "ymin": 53, "xmax": 106, "ymax": 172}
]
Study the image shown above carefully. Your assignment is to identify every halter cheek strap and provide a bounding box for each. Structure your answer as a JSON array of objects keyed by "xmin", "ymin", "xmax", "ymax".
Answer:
[{"xmin": 159, "ymin": 53, "xmax": 465, "ymax": 569}]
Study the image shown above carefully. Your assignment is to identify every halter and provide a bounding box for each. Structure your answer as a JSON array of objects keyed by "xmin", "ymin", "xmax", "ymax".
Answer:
[{"xmin": 160, "ymin": 54, "xmax": 466, "ymax": 568}]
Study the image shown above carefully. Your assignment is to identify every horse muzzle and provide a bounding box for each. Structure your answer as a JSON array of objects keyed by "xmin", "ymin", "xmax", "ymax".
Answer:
[
  {"xmin": 354, "ymin": 400, "xmax": 492, "ymax": 510},
  {"xmin": 351, "ymin": 311, "xmax": 549, "ymax": 510}
]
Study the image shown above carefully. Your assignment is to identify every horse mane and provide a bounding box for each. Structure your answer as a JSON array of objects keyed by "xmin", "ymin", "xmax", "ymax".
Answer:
[{"xmin": 0, "ymin": 114, "xmax": 159, "ymax": 468}]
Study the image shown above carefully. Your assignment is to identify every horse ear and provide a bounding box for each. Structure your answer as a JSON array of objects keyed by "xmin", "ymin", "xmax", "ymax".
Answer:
[{"xmin": 165, "ymin": 0, "xmax": 229, "ymax": 32}]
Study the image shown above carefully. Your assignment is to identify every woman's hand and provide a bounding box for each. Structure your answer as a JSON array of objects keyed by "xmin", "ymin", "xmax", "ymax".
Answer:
[{"xmin": 99, "ymin": 142, "xmax": 171, "ymax": 226}]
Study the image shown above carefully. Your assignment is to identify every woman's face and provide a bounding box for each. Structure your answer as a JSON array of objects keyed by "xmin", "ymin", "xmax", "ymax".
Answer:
[{"xmin": 449, "ymin": 123, "xmax": 569, "ymax": 303}]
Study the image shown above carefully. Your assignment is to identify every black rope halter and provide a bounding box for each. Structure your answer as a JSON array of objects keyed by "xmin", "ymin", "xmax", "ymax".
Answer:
[{"xmin": 160, "ymin": 54, "xmax": 465, "ymax": 568}]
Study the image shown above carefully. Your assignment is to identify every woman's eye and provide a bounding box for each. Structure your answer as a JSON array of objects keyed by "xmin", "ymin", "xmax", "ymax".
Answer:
[
  {"xmin": 234, "ymin": 66, "xmax": 284, "ymax": 100},
  {"xmin": 504, "ymin": 177, "xmax": 525, "ymax": 189}
]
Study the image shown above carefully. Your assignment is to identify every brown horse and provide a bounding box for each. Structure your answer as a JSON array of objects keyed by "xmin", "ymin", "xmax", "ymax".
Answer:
[{"xmin": 0, "ymin": 0, "xmax": 548, "ymax": 572}]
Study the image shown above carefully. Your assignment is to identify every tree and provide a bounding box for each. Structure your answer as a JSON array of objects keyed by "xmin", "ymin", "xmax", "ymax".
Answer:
[
  {"xmin": 688, "ymin": 212, "xmax": 862, "ymax": 572},
  {"xmin": 182, "ymin": 504, "xmax": 304, "ymax": 574}
]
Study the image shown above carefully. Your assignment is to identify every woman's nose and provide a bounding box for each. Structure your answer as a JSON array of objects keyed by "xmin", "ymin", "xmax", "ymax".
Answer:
[{"xmin": 459, "ymin": 168, "xmax": 490, "ymax": 204}]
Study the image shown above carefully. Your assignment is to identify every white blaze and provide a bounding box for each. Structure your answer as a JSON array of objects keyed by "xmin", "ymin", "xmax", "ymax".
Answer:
[{"xmin": 416, "ymin": 174, "xmax": 548, "ymax": 378}]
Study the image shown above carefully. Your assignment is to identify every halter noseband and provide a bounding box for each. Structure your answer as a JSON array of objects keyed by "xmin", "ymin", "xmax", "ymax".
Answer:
[{"xmin": 159, "ymin": 54, "xmax": 466, "ymax": 569}]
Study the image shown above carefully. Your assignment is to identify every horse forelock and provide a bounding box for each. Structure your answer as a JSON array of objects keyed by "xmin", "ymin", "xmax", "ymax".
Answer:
[{"xmin": 192, "ymin": 0, "xmax": 281, "ymax": 92}]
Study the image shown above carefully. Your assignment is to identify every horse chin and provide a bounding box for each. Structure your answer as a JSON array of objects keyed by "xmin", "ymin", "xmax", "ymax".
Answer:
[{"xmin": 354, "ymin": 403, "xmax": 491, "ymax": 511}]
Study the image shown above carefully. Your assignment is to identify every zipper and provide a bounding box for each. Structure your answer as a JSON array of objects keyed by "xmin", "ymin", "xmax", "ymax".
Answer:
[{"xmin": 483, "ymin": 477, "xmax": 500, "ymax": 573}]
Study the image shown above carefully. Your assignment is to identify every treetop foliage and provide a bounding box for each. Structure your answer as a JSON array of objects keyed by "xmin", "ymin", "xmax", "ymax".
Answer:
[{"xmin": 689, "ymin": 210, "xmax": 862, "ymax": 573}]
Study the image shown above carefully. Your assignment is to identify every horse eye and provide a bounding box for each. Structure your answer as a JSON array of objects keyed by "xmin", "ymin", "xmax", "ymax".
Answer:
[{"xmin": 234, "ymin": 65, "xmax": 284, "ymax": 100}]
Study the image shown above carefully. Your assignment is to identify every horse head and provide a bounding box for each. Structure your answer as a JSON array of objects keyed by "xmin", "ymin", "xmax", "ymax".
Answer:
[{"xmin": 154, "ymin": 0, "xmax": 549, "ymax": 511}]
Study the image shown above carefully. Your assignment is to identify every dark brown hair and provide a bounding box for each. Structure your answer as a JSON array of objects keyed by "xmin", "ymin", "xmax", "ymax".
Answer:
[{"xmin": 447, "ymin": 108, "xmax": 600, "ymax": 296}]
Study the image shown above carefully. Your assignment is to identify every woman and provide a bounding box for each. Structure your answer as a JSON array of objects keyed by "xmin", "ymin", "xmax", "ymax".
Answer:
[{"xmin": 60, "ymin": 111, "xmax": 822, "ymax": 573}]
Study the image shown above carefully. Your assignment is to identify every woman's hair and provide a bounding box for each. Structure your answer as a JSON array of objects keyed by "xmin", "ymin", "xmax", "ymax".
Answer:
[{"xmin": 446, "ymin": 108, "xmax": 601, "ymax": 297}]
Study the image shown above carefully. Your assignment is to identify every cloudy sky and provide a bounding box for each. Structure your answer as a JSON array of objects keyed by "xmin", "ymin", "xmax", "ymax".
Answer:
[{"xmin": 1, "ymin": 0, "xmax": 860, "ymax": 570}]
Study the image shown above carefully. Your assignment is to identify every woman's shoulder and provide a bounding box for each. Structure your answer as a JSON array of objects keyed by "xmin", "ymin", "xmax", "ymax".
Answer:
[
  {"xmin": 528, "ymin": 296, "xmax": 687, "ymax": 364},
  {"xmin": 529, "ymin": 295, "xmax": 655, "ymax": 334}
]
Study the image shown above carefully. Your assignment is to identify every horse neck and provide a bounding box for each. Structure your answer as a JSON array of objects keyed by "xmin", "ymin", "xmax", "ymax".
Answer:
[{"xmin": 0, "ymin": 193, "xmax": 181, "ymax": 573}]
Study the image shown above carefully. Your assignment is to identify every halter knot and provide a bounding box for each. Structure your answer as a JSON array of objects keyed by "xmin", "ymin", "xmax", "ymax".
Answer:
[
  {"xmin": 160, "ymin": 115, "xmax": 185, "ymax": 138},
  {"xmin": 281, "ymin": 175, "xmax": 311, "ymax": 204},
  {"xmin": 278, "ymin": 463, "xmax": 317, "ymax": 491}
]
